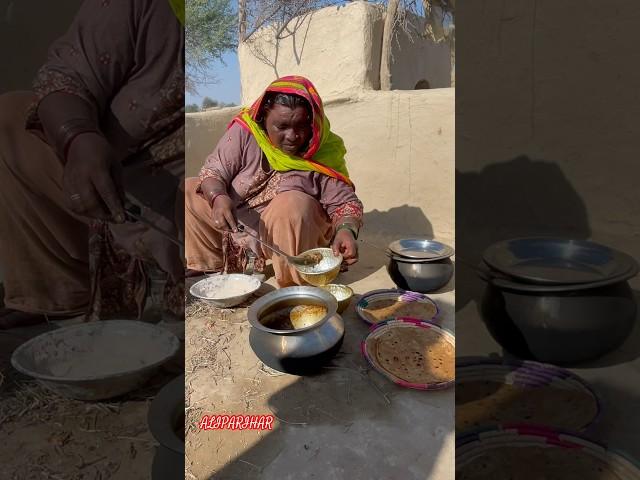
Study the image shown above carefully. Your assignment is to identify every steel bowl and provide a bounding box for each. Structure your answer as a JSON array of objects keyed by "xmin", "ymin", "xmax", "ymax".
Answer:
[
  {"xmin": 189, "ymin": 274, "xmax": 261, "ymax": 308},
  {"xmin": 247, "ymin": 286, "xmax": 344, "ymax": 374},
  {"xmin": 386, "ymin": 254, "xmax": 454, "ymax": 293},
  {"xmin": 293, "ymin": 248, "xmax": 343, "ymax": 286},
  {"xmin": 320, "ymin": 284, "xmax": 354, "ymax": 313},
  {"xmin": 11, "ymin": 320, "xmax": 180, "ymax": 400}
]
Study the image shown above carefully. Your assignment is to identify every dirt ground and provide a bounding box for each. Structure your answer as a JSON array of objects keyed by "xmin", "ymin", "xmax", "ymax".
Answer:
[
  {"xmin": 0, "ymin": 319, "xmax": 183, "ymax": 480},
  {"xmin": 184, "ymin": 238, "xmax": 455, "ymax": 480}
]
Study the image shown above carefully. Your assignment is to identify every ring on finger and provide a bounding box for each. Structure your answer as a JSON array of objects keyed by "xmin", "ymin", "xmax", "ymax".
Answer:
[{"xmin": 70, "ymin": 193, "xmax": 81, "ymax": 202}]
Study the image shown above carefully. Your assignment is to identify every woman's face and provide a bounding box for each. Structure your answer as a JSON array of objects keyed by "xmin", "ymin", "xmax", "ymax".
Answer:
[{"xmin": 264, "ymin": 103, "xmax": 312, "ymax": 155}]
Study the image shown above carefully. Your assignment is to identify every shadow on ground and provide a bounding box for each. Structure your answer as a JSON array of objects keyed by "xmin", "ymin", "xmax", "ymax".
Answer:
[
  {"xmin": 192, "ymin": 297, "xmax": 455, "ymax": 480},
  {"xmin": 341, "ymin": 205, "xmax": 435, "ymax": 286}
]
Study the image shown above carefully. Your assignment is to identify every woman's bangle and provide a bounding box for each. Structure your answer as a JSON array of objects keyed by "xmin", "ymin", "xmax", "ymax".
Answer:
[
  {"xmin": 55, "ymin": 118, "xmax": 101, "ymax": 163},
  {"xmin": 208, "ymin": 192, "xmax": 228, "ymax": 208},
  {"xmin": 335, "ymin": 223, "xmax": 359, "ymax": 240}
]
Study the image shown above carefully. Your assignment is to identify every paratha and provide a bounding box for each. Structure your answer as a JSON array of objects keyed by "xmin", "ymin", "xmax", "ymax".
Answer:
[
  {"xmin": 290, "ymin": 305, "xmax": 327, "ymax": 329},
  {"xmin": 456, "ymin": 380, "xmax": 598, "ymax": 431},
  {"xmin": 372, "ymin": 326, "xmax": 454, "ymax": 385},
  {"xmin": 360, "ymin": 298, "xmax": 437, "ymax": 324}
]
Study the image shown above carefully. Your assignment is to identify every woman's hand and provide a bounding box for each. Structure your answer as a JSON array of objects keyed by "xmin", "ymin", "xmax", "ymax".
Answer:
[
  {"xmin": 211, "ymin": 195, "xmax": 238, "ymax": 232},
  {"xmin": 332, "ymin": 229, "xmax": 358, "ymax": 265},
  {"xmin": 63, "ymin": 132, "xmax": 125, "ymax": 222}
]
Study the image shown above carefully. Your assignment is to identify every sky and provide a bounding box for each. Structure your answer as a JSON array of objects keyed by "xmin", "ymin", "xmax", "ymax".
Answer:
[{"xmin": 185, "ymin": 50, "xmax": 242, "ymax": 107}]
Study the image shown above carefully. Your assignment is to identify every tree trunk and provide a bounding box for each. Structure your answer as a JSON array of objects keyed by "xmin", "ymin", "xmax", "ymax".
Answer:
[
  {"xmin": 380, "ymin": 0, "xmax": 400, "ymax": 91},
  {"xmin": 238, "ymin": 0, "xmax": 247, "ymax": 43}
]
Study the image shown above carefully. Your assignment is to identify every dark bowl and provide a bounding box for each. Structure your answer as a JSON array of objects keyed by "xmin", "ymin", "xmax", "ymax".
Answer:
[
  {"xmin": 480, "ymin": 281, "xmax": 636, "ymax": 364},
  {"xmin": 148, "ymin": 375, "xmax": 184, "ymax": 480},
  {"xmin": 386, "ymin": 256, "xmax": 454, "ymax": 293}
]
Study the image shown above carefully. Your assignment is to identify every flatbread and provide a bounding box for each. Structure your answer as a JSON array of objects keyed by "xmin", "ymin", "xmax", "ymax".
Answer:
[
  {"xmin": 458, "ymin": 445, "xmax": 625, "ymax": 480},
  {"xmin": 361, "ymin": 298, "xmax": 437, "ymax": 324},
  {"xmin": 290, "ymin": 305, "xmax": 327, "ymax": 329},
  {"xmin": 373, "ymin": 327, "xmax": 454, "ymax": 384},
  {"xmin": 456, "ymin": 381, "xmax": 598, "ymax": 431}
]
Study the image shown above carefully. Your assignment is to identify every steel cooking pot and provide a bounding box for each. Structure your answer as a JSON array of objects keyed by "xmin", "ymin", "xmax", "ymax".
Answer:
[
  {"xmin": 386, "ymin": 254, "xmax": 454, "ymax": 293},
  {"xmin": 247, "ymin": 286, "xmax": 344, "ymax": 374},
  {"xmin": 477, "ymin": 262, "xmax": 637, "ymax": 364}
]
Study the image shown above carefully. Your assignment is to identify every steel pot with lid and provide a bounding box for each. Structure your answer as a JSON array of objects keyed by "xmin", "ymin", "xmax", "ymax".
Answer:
[
  {"xmin": 385, "ymin": 239, "xmax": 455, "ymax": 293},
  {"xmin": 477, "ymin": 238, "xmax": 639, "ymax": 364},
  {"xmin": 247, "ymin": 286, "xmax": 344, "ymax": 374}
]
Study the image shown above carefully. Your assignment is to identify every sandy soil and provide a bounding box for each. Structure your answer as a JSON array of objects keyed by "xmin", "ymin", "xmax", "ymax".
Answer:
[
  {"xmin": 184, "ymin": 244, "xmax": 455, "ymax": 480},
  {"xmin": 0, "ymin": 322, "xmax": 183, "ymax": 480}
]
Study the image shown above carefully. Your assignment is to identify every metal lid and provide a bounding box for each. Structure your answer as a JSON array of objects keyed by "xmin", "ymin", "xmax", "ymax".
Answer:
[
  {"xmin": 388, "ymin": 238, "xmax": 455, "ymax": 260},
  {"xmin": 482, "ymin": 237, "xmax": 638, "ymax": 286}
]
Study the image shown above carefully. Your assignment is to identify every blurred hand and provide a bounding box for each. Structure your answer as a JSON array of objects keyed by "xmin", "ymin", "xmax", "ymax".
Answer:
[
  {"xmin": 332, "ymin": 229, "xmax": 358, "ymax": 265},
  {"xmin": 211, "ymin": 195, "xmax": 238, "ymax": 232},
  {"xmin": 63, "ymin": 132, "xmax": 125, "ymax": 222}
]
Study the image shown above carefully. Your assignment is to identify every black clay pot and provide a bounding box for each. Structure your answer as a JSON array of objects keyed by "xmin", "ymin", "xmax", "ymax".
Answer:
[
  {"xmin": 148, "ymin": 375, "xmax": 184, "ymax": 480},
  {"xmin": 386, "ymin": 256, "xmax": 454, "ymax": 293},
  {"xmin": 480, "ymin": 281, "xmax": 636, "ymax": 364}
]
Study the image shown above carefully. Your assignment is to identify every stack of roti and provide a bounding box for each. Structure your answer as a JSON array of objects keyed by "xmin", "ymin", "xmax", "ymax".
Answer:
[
  {"xmin": 456, "ymin": 379, "xmax": 598, "ymax": 431},
  {"xmin": 368, "ymin": 323, "xmax": 454, "ymax": 385}
]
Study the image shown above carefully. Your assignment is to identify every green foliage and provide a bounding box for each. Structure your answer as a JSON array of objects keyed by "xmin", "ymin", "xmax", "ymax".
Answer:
[
  {"xmin": 185, "ymin": 0, "xmax": 237, "ymax": 93},
  {"xmin": 201, "ymin": 97, "xmax": 219, "ymax": 109},
  {"xmin": 185, "ymin": 103, "xmax": 201, "ymax": 113}
]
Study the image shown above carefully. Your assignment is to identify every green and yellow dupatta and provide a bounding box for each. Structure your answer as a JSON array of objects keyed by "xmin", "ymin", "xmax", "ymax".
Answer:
[{"xmin": 229, "ymin": 75, "xmax": 353, "ymax": 187}]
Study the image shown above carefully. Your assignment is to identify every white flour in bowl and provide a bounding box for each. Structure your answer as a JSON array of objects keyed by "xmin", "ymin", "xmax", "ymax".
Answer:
[
  {"xmin": 14, "ymin": 321, "xmax": 178, "ymax": 380},
  {"xmin": 195, "ymin": 275, "xmax": 258, "ymax": 299}
]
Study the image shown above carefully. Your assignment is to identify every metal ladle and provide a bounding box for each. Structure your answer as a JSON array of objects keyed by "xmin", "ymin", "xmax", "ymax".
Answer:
[{"xmin": 236, "ymin": 223, "xmax": 323, "ymax": 268}]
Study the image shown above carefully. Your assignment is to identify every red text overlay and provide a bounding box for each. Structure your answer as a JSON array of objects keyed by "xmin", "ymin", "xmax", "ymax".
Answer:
[{"xmin": 198, "ymin": 415, "xmax": 275, "ymax": 430}]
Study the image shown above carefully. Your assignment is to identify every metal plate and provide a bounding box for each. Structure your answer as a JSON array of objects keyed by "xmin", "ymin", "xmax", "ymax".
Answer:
[
  {"xmin": 388, "ymin": 238, "xmax": 455, "ymax": 260},
  {"xmin": 455, "ymin": 358, "xmax": 600, "ymax": 432},
  {"xmin": 481, "ymin": 263, "xmax": 638, "ymax": 292},
  {"xmin": 356, "ymin": 289, "xmax": 439, "ymax": 325},
  {"xmin": 361, "ymin": 318, "xmax": 455, "ymax": 390},
  {"xmin": 482, "ymin": 237, "xmax": 638, "ymax": 285},
  {"xmin": 456, "ymin": 426, "xmax": 640, "ymax": 479}
]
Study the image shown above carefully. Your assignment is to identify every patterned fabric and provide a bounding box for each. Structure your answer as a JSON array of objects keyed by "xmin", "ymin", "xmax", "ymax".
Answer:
[
  {"xmin": 331, "ymin": 201, "xmax": 364, "ymax": 227},
  {"xmin": 221, "ymin": 232, "xmax": 266, "ymax": 275},
  {"xmin": 86, "ymin": 222, "xmax": 147, "ymax": 321},
  {"xmin": 24, "ymin": 0, "xmax": 184, "ymax": 321},
  {"xmin": 230, "ymin": 75, "xmax": 354, "ymax": 187},
  {"xmin": 244, "ymin": 171, "xmax": 282, "ymax": 209},
  {"xmin": 194, "ymin": 122, "xmax": 364, "ymax": 273}
]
